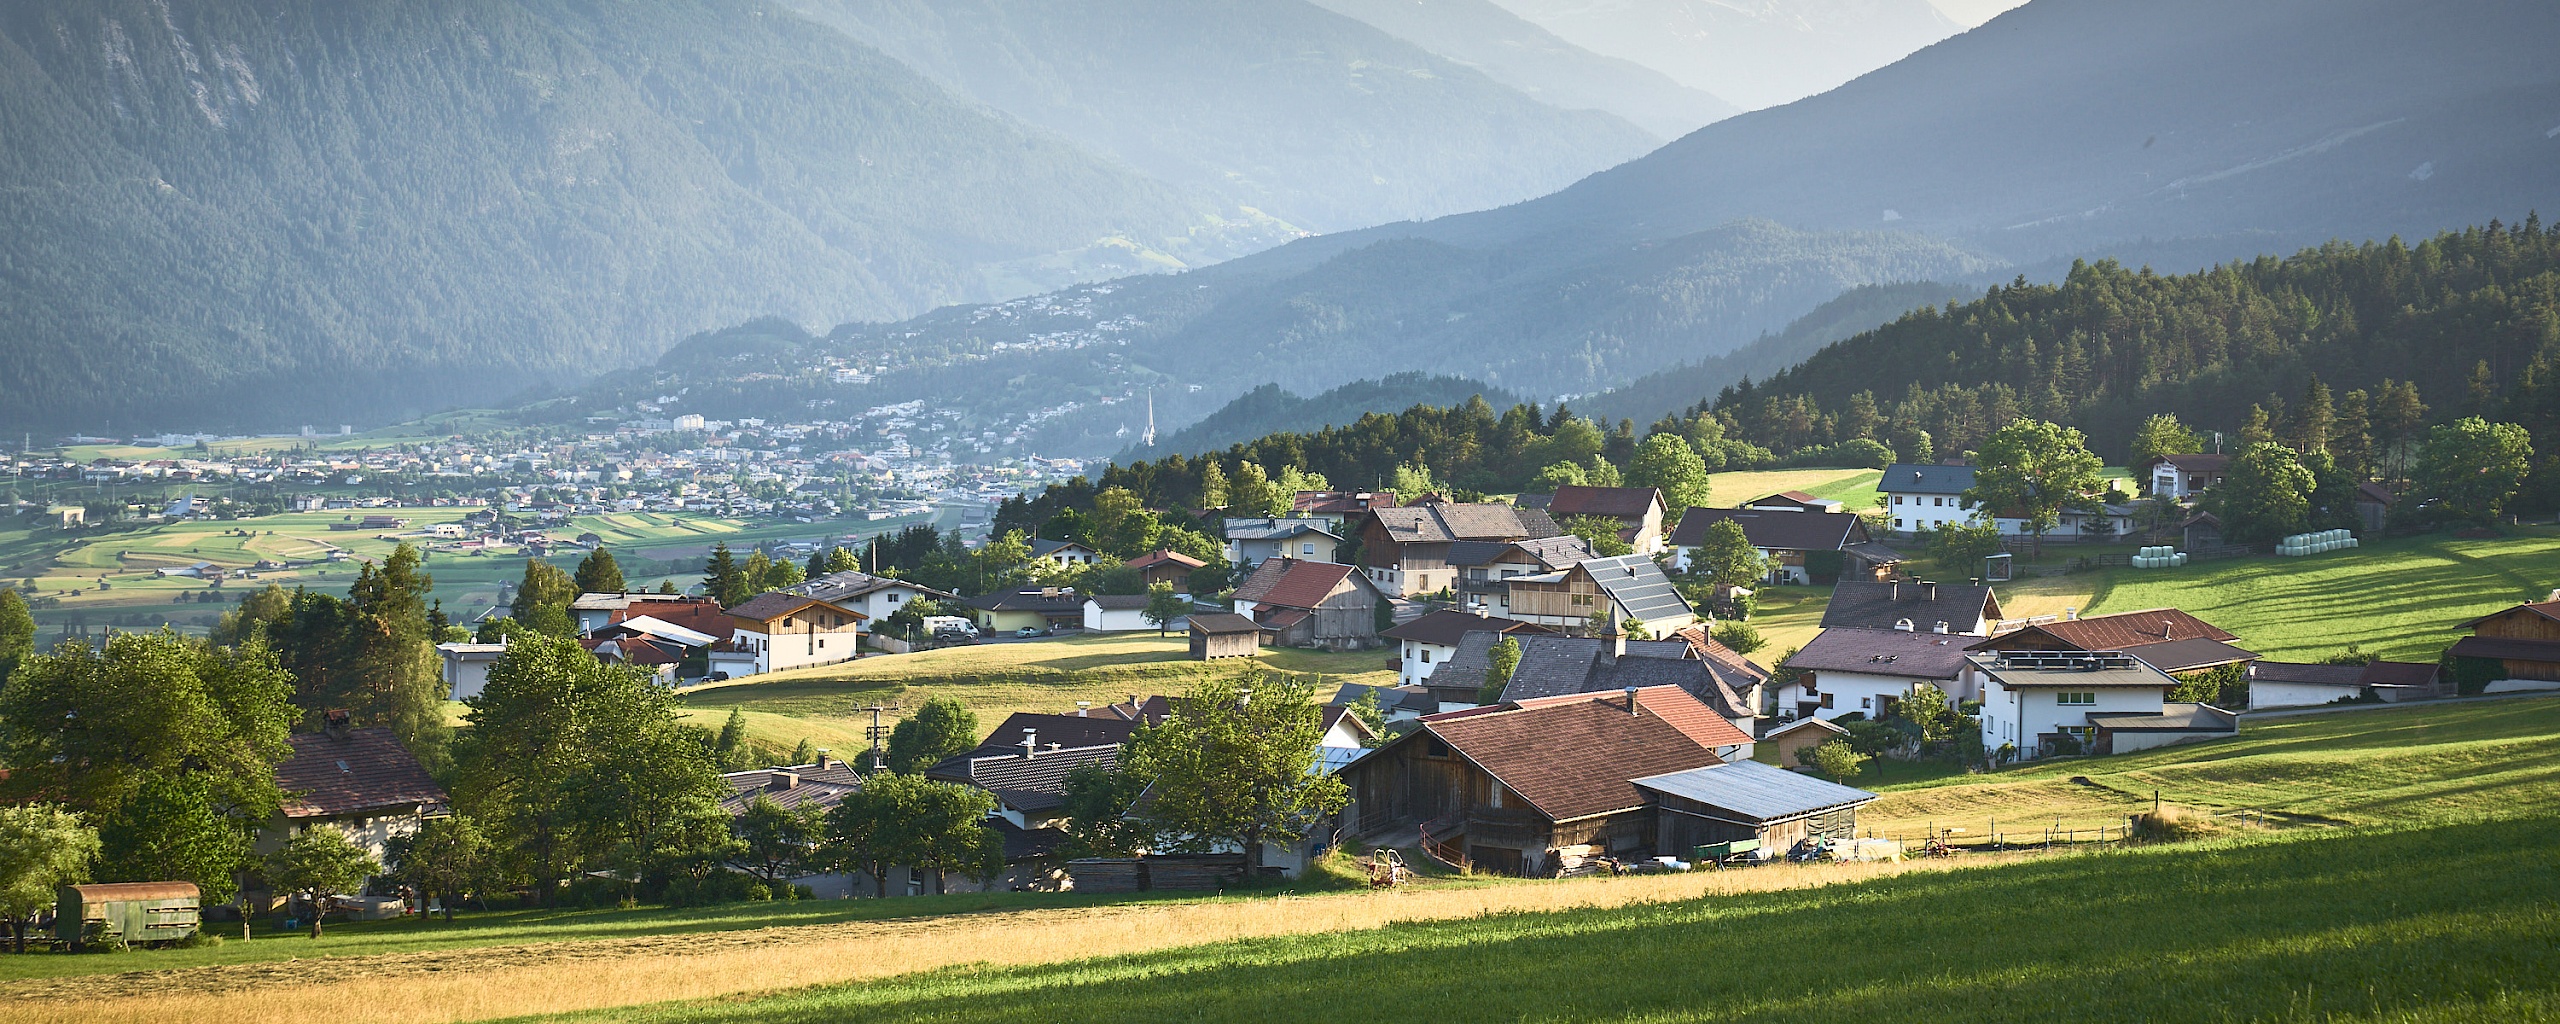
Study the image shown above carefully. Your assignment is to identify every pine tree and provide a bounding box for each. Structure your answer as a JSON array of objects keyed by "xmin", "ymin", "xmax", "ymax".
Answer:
[
  {"xmin": 1198, "ymin": 460, "xmax": 1228, "ymax": 510},
  {"xmin": 2298, "ymin": 377, "xmax": 2335, "ymax": 453},
  {"xmin": 703, "ymin": 543, "xmax": 745, "ymax": 606},
  {"xmin": 573, "ymin": 548, "xmax": 625, "ymax": 596}
]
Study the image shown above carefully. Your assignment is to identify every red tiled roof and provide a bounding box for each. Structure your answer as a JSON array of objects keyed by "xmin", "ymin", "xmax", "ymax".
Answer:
[
  {"xmin": 1230, "ymin": 557, "xmax": 1361, "ymax": 611},
  {"xmin": 1124, "ymin": 549, "xmax": 1207, "ymax": 571},
  {"xmin": 1422, "ymin": 699, "xmax": 1721, "ymax": 822},
  {"xmin": 726, "ymin": 591, "xmax": 866, "ymax": 624},
  {"xmin": 1548, "ymin": 485, "xmax": 1664, "ymax": 519},
  {"xmin": 275, "ymin": 728, "xmax": 448, "ymax": 819},
  {"xmin": 1511, "ymin": 685, "xmax": 1753, "ymax": 749},
  {"xmin": 615, "ymin": 597, "xmax": 731, "ymax": 638},
  {"xmin": 1973, "ymin": 608, "xmax": 2236, "ymax": 651}
]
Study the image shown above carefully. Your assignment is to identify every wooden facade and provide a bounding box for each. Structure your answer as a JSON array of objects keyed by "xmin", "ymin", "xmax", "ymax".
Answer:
[
  {"xmin": 1506, "ymin": 569, "xmax": 1604, "ymax": 623},
  {"xmin": 2466, "ymin": 606, "xmax": 2560, "ymax": 680},
  {"xmin": 1650, "ymin": 793, "xmax": 1857, "ymax": 858},
  {"xmin": 1345, "ymin": 731, "xmax": 1648, "ymax": 876}
]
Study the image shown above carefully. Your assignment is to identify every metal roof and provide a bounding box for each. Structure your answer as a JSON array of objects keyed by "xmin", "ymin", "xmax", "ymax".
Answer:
[
  {"xmin": 1579, "ymin": 554, "xmax": 1693, "ymax": 625},
  {"xmin": 1878, "ymin": 463, "xmax": 1977, "ymax": 495},
  {"xmin": 1631, "ymin": 759, "xmax": 1876, "ymax": 823}
]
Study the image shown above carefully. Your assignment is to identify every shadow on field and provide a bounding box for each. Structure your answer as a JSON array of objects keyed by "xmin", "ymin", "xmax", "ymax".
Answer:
[{"xmin": 616, "ymin": 818, "xmax": 2560, "ymax": 1024}]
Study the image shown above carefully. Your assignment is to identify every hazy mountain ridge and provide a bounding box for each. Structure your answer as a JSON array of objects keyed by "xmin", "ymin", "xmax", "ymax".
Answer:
[
  {"xmin": 1489, "ymin": 0, "xmax": 1962, "ymax": 110},
  {"xmin": 784, "ymin": 0, "xmax": 1666, "ymax": 233},
  {"xmin": 1305, "ymin": 0, "xmax": 1738, "ymax": 138},
  {"xmin": 0, "ymin": 0, "xmax": 1292, "ymax": 432}
]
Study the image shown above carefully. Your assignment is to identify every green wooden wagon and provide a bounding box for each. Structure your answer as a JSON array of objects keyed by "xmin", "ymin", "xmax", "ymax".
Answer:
[{"xmin": 56, "ymin": 881, "xmax": 200, "ymax": 949}]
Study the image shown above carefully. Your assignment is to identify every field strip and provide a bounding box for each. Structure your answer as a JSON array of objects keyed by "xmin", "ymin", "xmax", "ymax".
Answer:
[{"xmin": 1, "ymin": 853, "xmax": 2045, "ymax": 1024}]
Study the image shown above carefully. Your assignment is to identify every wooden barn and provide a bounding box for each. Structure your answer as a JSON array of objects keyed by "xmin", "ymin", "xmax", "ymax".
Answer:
[
  {"xmin": 1632, "ymin": 760, "xmax": 1875, "ymax": 858},
  {"xmin": 1186, "ymin": 612, "xmax": 1269, "ymax": 660},
  {"xmin": 1229, "ymin": 558, "xmax": 1385, "ymax": 650},
  {"xmin": 1341, "ymin": 688, "xmax": 1739, "ymax": 876},
  {"xmin": 2448, "ymin": 599, "xmax": 2560, "ymax": 689}
]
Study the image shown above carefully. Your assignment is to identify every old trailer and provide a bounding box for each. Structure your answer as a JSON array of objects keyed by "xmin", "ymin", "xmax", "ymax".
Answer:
[{"xmin": 56, "ymin": 882, "xmax": 201, "ymax": 949}]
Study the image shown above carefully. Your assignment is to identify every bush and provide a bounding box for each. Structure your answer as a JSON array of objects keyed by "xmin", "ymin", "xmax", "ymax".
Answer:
[
  {"xmin": 1710, "ymin": 621, "xmax": 1765, "ymax": 655},
  {"xmin": 1801, "ymin": 549, "xmax": 1846, "ymax": 585},
  {"xmin": 2131, "ymin": 805, "xmax": 2221, "ymax": 843}
]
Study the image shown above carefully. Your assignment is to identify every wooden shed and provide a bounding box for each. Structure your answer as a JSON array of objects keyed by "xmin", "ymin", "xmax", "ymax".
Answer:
[
  {"xmin": 1632, "ymin": 760, "xmax": 1874, "ymax": 857},
  {"xmin": 56, "ymin": 882, "xmax": 200, "ymax": 948},
  {"xmin": 1187, "ymin": 612, "xmax": 1268, "ymax": 660}
]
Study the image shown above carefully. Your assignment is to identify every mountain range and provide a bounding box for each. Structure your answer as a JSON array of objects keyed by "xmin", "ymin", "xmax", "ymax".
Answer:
[
  {"xmin": 1486, "ymin": 0, "xmax": 1964, "ymax": 110},
  {"xmin": 595, "ymin": 0, "xmax": 2560, "ymax": 457},
  {"xmin": 0, "ymin": 0, "xmax": 1697, "ymax": 432}
]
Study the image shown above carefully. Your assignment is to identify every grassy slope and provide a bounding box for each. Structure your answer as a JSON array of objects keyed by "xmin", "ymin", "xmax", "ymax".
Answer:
[
  {"xmin": 536, "ymin": 818, "xmax": 2560, "ymax": 1024},
  {"xmin": 677, "ymin": 634, "xmax": 1399, "ymax": 740},
  {"xmin": 2083, "ymin": 528, "xmax": 2560, "ymax": 661},
  {"xmin": 0, "ymin": 890, "xmax": 1186, "ymax": 983},
  {"xmin": 1860, "ymin": 697, "xmax": 2560, "ymax": 836}
]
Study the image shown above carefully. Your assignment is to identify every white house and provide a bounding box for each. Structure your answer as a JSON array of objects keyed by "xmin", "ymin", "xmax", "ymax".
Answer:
[
  {"xmin": 1377, "ymin": 608, "xmax": 1549, "ymax": 688},
  {"xmin": 1081, "ymin": 594, "xmax": 1168, "ymax": 633},
  {"xmin": 792, "ymin": 571, "xmax": 962, "ymax": 622},
  {"xmin": 1967, "ymin": 650, "xmax": 2235, "ymax": 760},
  {"xmin": 1779, "ymin": 627, "xmax": 1973, "ymax": 722},
  {"xmin": 1878, "ymin": 463, "xmax": 1978, "ymax": 533},
  {"xmin": 1028, "ymin": 538, "xmax": 1099, "ymax": 569},
  {"xmin": 1222, "ymin": 517, "xmax": 1343, "ymax": 566},
  {"xmin": 436, "ymin": 642, "xmax": 508, "ymax": 701},
  {"xmin": 722, "ymin": 592, "xmax": 867, "ymax": 677},
  {"xmin": 2141, "ymin": 454, "xmax": 2233, "ymax": 502}
]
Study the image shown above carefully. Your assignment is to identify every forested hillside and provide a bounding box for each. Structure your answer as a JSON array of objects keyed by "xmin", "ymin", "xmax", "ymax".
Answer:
[
  {"xmin": 0, "ymin": 0, "xmax": 1289, "ymax": 432},
  {"xmin": 1003, "ymin": 220, "xmax": 2560, "ymax": 527},
  {"xmin": 1704, "ymin": 220, "xmax": 2560, "ymax": 464},
  {"xmin": 783, "ymin": 0, "xmax": 1663, "ymax": 232}
]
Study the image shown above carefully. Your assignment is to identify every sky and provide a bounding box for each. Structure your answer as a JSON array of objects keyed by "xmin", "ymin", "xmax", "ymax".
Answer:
[{"xmin": 1930, "ymin": 0, "xmax": 2032, "ymax": 27}]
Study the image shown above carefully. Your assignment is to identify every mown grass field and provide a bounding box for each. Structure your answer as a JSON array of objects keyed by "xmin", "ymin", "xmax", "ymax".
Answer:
[
  {"xmin": 525, "ymin": 819, "xmax": 2560, "ymax": 1024},
  {"xmin": 678, "ymin": 634, "xmax": 1400, "ymax": 742},
  {"xmin": 1858, "ymin": 696, "xmax": 2560, "ymax": 838},
  {"xmin": 2082, "ymin": 527, "xmax": 2560, "ymax": 661}
]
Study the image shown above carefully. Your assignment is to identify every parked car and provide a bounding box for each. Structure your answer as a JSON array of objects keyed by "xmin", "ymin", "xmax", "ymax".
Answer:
[
  {"xmin": 932, "ymin": 628, "xmax": 979, "ymax": 645},
  {"xmin": 1014, "ymin": 626, "xmax": 1048, "ymax": 638}
]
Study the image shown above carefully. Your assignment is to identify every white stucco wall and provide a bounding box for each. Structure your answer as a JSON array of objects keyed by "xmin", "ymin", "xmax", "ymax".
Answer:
[
  {"xmin": 1798, "ymin": 670, "xmax": 1957, "ymax": 722},
  {"xmin": 2249, "ymin": 681, "xmax": 2361, "ymax": 710},
  {"xmin": 1981, "ymin": 684, "xmax": 2168, "ymax": 759},
  {"xmin": 1400, "ymin": 639, "xmax": 1455, "ymax": 687}
]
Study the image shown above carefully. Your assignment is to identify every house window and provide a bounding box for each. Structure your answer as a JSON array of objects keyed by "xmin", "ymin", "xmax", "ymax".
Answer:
[
  {"xmin": 887, "ymin": 593, "xmax": 900, "ymax": 604},
  {"xmin": 1893, "ymin": 495, "xmax": 1904, "ymax": 505},
  {"xmin": 1820, "ymin": 693, "xmax": 1835, "ymax": 709},
  {"xmin": 1859, "ymin": 697, "xmax": 1871, "ymax": 710},
  {"xmin": 1420, "ymin": 649, "xmax": 1433, "ymax": 664},
  {"xmin": 1302, "ymin": 542, "xmax": 1316, "ymax": 555},
  {"xmin": 1893, "ymin": 518, "xmax": 1904, "ymax": 529},
  {"xmin": 1425, "ymin": 736, "xmax": 1451, "ymax": 758},
  {"xmin": 783, "ymin": 617, "xmax": 795, "ymax": 628},
  {"xmin": 1934, "ymin": 497, "xmax": 1946, "ymax": 507},
  {"xmin": 2056, "ymin": 691, "xmax": 2097, "ymax": 706}
]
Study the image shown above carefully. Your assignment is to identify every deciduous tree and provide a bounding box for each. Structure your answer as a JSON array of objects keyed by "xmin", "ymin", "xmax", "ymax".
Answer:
[
  {"xmin": 0, "ymin": 804, "xmax": 98, "ymax": 952},
  {"xmin": 2208, "ymin": 442, "xmax": 2318, "ymax": 543},
  {"xmin": 1122, "ymin": 674, "xmax": 1347, "ymax": 870},
  {"xmin": 1480, "ymin": 635, "xmax": 1522, "ymax": 704},
  {"xmin": 885, "ymin": 698, "xmax": 978, "ymax": 775},
  {"xmin": 1967, "ymin": 420, "xmax": 2102, "ymax": 557},
  {"xmin": 1689, "ymin": 520, "xmax": 1767, "ymax": 591},
  {"xmin": 264, "ymin": 824, "xmax": 380, "ymax": 938},
  {"xmin": 1627, "ymin": 432, "xmax": 1711, "ymax": 526},
  {"xmin": 1143, "ymin": 583, "xmax": 1189, "ymax": 636},
  {"xmin": 2416, "ymin": 417, "xmax": 2534, "ymax": 522}
]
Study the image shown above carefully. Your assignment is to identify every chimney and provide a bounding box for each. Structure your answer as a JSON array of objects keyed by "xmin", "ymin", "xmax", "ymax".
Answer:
[
  {"xmin": 814, "ymin": 749, "xmax": 833, "ymax": 771},
  {"xmin": 1076, "ymin": 701, "xmax": 1091, "ymax": 717},
  {"xmin": 2162, "ymin": 618, "xmax": 2174, "ymax": 640},
  {"xmin": 1624, "ymin": 686, "xmax": 1641, "ymax": 716},
  {"xmin": 1891, "ymin": 580, "xmax": 1902, "ymax": 601},
  {"xmin": 2066, "ymin": 607, "xmax": 2078, "ymax": 620},
  {"xmin": 1923, "ymin": 581, "xmax": 1938, "ymax": 601},
  {"xmin": 323, "ymin": 708, "xmax": 351, "ymax": 739},
  {"xmin": 1021, "ymin": 728, "xmax": 1038, "ymax": 759},
  {"xmin": 767, "ymin": 769, "xmax": 800, "ymax": 791},
  {"xmin": 1602, "ymin": 607, "xmax": 1624, "ymax": 666}
]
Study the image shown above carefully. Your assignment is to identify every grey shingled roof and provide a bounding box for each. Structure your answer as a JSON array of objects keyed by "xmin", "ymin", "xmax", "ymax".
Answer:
[
  {"xmin": 1578, "ymin": 554, "xmax": 1693, "ymax": 625},
  {"xmin": 1820, "ymin": 580, "xmax": 2000, "ymax": 632},
  {"xmin": 1878, "ymin": 463, "xmax": 1977, "ymax": 496},
  {"xmin": 1368, "ymin": 503, "xmax": 1560, "ymax": 544},
  {"xmin": 1784, "ymin": 628, "xmax": 1971, "ymax": 680},
  {"xmin": 793, "ymin": 570, "xmax": 959, "ymax": 604},
  {"xmin": 1489, "ymin": 634, "xmax": 1753, "ymax": 722},
  {"xmin": 1631, "ymin": 759, "xmax": 1875, "ymax": 823},
  {"xmin": 1222, "ymin": 517, "xmax": 1341, "ymax": 541},
  {"xmin": 924, "ymin": 744, "xmax": 1119, "ymax": 813},
  {"xmin": 1668, "ymin": 507, "xmax": 1868, "ymax": 551}
]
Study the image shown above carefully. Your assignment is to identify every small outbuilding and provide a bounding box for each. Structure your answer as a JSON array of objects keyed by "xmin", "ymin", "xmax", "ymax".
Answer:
[
  {"xmin": 1633, "ymin": 758, "xmax": 1876, "ymax": 857},
  {"xmin": 1187, "ymin": 612, "xmax": 1268, "ymax": 660},
  {"xmin": 1758, "ymin": 716, "xmax": 1850, "ymax": 769}
]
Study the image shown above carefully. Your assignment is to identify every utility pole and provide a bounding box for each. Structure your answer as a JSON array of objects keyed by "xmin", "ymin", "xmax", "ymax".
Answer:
[{"xmin": 859, "ymin": 705, "xmax": 898, "ymax": 772}]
